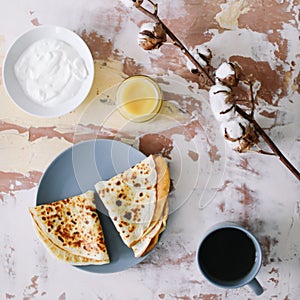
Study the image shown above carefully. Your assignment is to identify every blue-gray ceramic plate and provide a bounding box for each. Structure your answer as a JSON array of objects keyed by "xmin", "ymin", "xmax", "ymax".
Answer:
[{"xmin": 36, "ymin": 138, "xmax": 147, "ymax": 273}]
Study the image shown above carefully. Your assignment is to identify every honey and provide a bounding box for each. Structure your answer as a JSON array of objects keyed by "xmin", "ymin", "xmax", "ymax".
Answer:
[{"xmin": 116, "ymin": 75, "xmax": 162, "ymax": 122}]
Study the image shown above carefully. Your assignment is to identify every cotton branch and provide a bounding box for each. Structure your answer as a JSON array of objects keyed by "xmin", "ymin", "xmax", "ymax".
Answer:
[
  {"xmin": 133, "ymin": 0, "xmax": 213, "ymax": 86},
  {"xmin": 129, "ymin": 0, "xmax": 300, "ymax": 180}
]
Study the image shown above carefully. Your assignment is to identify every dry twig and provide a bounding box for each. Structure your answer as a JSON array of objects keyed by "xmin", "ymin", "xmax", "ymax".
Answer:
[{"xmin": 129, "ymin": 0, "xmax": 300, "ymax": 180}]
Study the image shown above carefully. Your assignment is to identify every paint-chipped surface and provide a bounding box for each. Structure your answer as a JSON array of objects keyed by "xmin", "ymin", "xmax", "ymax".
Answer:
[{"xmin": 0, "ymin": 0, "xmax": 299, "ymax": 299}]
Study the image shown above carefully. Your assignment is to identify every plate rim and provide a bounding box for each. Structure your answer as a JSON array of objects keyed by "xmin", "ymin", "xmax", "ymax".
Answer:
[{"xmin": 35, "ymin": 138, "xmax": 152, "ymax": 273}]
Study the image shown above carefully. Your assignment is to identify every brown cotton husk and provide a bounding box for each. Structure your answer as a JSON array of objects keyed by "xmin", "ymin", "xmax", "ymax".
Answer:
[{"xmin": 138, "ymin": 22, "xmax": 167, "ymax": 50}]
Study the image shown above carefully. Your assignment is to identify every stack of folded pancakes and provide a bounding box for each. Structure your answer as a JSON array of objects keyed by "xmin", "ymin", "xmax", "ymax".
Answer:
[{"xmin": 29, "ymin": 155, "xmax": 170, "ymax": 265}]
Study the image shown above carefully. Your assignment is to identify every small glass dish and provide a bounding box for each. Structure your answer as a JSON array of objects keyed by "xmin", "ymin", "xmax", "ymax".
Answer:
[{"xmin": 116, "ymin": 75, "xmax": 162, "ymax": 122}]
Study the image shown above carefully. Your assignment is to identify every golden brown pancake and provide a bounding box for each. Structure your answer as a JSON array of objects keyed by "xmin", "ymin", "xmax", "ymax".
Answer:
[
  {"xmin": 95, "ymin": 155, "xmax": 170, "ymax": 257},
  {"xmin": 29, "ymin": 191, "xmax": 110, "ymax": 265}
]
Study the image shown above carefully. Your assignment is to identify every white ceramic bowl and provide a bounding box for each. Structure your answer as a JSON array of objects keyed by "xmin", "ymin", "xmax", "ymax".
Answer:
[{"xmin": 2, "ymin": 25, "xmax": 94, "ymax": 118}]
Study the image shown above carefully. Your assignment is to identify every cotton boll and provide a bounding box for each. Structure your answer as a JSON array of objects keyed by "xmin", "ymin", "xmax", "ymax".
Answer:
[
  {"xmin": 209, "ymin": 83, "xmax": 231, "ymax": 95},
  {"xmin": 138, "ymin": 22, "xmax": 167, "ymax": 50},
  {"xmin": 186, "ymin": 45, "xmax": 212, "ymax": 73},
  {"xmin": 120, "ymin": 0, "xmax": 134, "ymax": 7},
  {"xmin": 216, "ymin": 62, "xmax": 235, "ymax": 79},
  {"xmin": 215, "ymin": 62, "xmax": 239, "ymax": 87},
  {"xmin": 209, "ymin": 84, "xmax": 235, "ymax": 122},
  {"xmin": 139, "ymin": 22, "xmax": 156, "ymax": 33},
  {"xmin": 210, "ymin": 95, "xmax": 236, "ymax": 122},
  {"xmin": 221, "ymin": 117, "xmax": 250, "ymax": 142},
  {"xmin": 197, "ymin": 45, "xmax": 212, "ymax": 60},
  {"xmin": 138, "ymin": 23, "xmax": 155, "ymax": 48},
  {"xmin": 221, "ymin": 117, "xmax": 260, "ymax": 152},
  {"xmin": 120, "ymin": 0, "xmax": 142, "ymax": 8}
]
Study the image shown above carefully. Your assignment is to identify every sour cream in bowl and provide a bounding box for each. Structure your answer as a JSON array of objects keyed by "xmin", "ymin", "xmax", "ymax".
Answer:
[{"xmin": 2, "ymin": 25, "xmax": 94, "ymax": 118}]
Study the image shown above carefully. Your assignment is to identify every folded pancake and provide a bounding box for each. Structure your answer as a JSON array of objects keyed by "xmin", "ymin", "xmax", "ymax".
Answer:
[
  {"xmin": 141, "ymin": 155, "xmax": 170, "ymax": 237},
  {"xmin": 132, "ymin": 155, "xmax": 170, "ymax": 257},
  {"xmin": 132, "ymin": 200, "xmax": 169, "ymax": 257},
  {"xmin": 29, "ymin": 191, "xmax": 110, "ymax": 265},
  {"xmin": 95, "ymin": 154, "xmax": 170, "ymax": 257}
]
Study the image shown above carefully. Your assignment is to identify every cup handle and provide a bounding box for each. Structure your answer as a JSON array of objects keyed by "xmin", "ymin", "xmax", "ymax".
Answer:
[{"xmin": 248, "ymin": 277, "xmax": 264, "ymax": 295}]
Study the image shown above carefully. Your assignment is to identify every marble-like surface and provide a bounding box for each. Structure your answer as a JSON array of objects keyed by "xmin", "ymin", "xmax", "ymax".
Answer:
[{"xmin": 0, "ymin": 0, "xmax": 299, "ymax": 299}]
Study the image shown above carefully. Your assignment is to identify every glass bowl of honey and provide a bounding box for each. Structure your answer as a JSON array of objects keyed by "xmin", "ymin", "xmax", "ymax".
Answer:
[{"xmin": 116, "ymin": 75, "xmax": 162, "ymax": 122}]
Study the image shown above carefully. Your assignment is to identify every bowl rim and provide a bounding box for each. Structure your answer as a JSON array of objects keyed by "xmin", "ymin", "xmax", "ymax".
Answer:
[{"xmin": 2, "ymin": 25, "xmax": 94, "ymax": 118}]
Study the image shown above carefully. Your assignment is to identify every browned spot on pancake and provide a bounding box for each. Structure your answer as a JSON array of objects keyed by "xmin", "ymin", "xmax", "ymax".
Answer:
[
  {"xmin": 58, "ymin": 236, "xmax": 64, "ymax": 243},
  {"xmin": 124, "ymin": 212, "xmax": 132, "ymax": 220},
  {"xmin": 121, "ymin": 220, "xmax": 129, "ymax": 227},
  {"xmin": 128, "ymin": 224, "xmax": 136, "ymax": 233},
  {"xmin": 131, "ymin": 207, "xmax": 141, "ymax": 222}
]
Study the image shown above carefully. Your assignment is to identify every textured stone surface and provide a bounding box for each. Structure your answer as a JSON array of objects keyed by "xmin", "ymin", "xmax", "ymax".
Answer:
[{"xmin": 0, "ymin": 0, "xmax": 299, "ymax": 299}]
